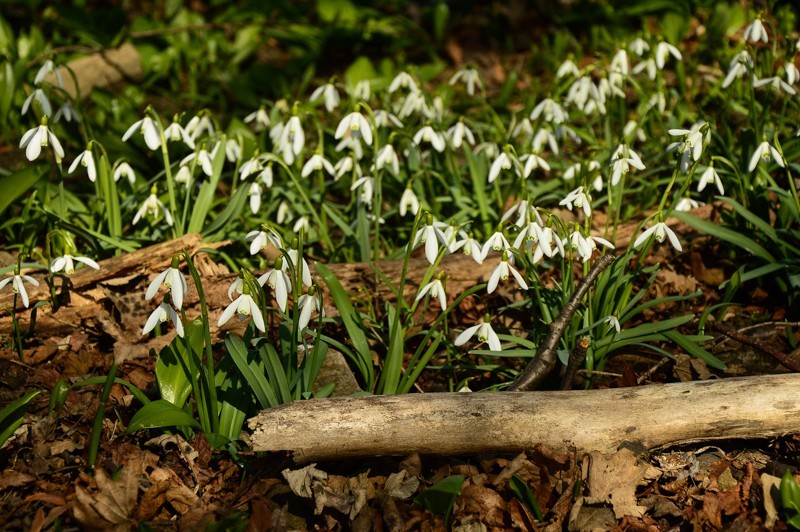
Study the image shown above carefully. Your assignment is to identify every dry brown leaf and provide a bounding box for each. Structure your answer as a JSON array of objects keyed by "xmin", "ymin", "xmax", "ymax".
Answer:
[
  {"xmin": 458, "ymin": 483, "xmax": 507, "ymax": 526},
  {"xmin": 148, "ymin": 466, "xmax": 198, "ymax": 514},
  {"xmin": 385, "ymin": 470, "xmax": 420, "ymax": 500},
  {"xmin": 0, "ymin": 469, "xmax": 36, "ymax": 491},
  {"xmin": 72, "ymin": 467, "xmax": 138, "ymax": 531},
  {"xmin": 584, "ymin": 448, "xmax": 661, "ymax": 519},
  {"xmin": 282, "ymin": 463, "xmax": 328, "ymax": 499}
]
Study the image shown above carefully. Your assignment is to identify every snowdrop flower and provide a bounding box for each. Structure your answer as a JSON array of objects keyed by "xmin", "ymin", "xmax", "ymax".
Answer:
[
  {"xmin": 258, "ymin": 164, "xmax": 274, "ymax": 187},
  {"xmin": 225, "ymin": 138, "xmax": 242, "ymax": 162},
  {"xmin": 248, "ymin": 182, "xmax": 262, "ymax": 214},
  {"xmin": 488, "ymin": 151, "xmax": 521, "ymax": 183},
  {"xmin": 145, "ymin": 263, "xmax": 188, "ymax": 310},
  {"xmin": 559, "ymin": 186, "xmax": 592, "ymax": 218},
  {"xmin": 174, "ymin": 165, "xmax": 192, "ymax": 188},
  {"xmin": 513, "ymin": 220, "xmax": 543, "ymax": 250},
  {"xmin": 722, "ymin": 51, "xmax": 753, "ymax": 88},
  {"xmin": 185, "ymin": 114, "xmax": 215, "ymax": 141},
  {"xmin": 143, "ymin": 301, "xmax": 184, "ymax": 338},
  {"xmin": 530, "ymin": 98, "xmax": 567, "ymax": 124},
  {"xmin": 20, "ymin": 119, "xmax": 64, "ymax": 162},
  {"xmin": 293, "ymin": 216, "xmax": 310, "ymax": 234},
  {"xmin": 698, "ymin": 165, "xmax": 724, "ymax": 195},
  {"xmin": 285, "ymin": 249, "xmax": 313, "ymax": 288},
  {"xmin": 632, "ymin": 58, "xmax": 657, "ymax": 80},
  {"xmin": 533, "ymin": 226, "xmax": 565, "ymax": 263},
  {"xmin": 376, "ymin": 144, "xmax": 400, "ymax": 175},
  {"xmin": 610, "ymin": 144, "xmax": 645, "ymax": 186},
  {"xmin": 654, "ymin": 41, "xmax": 682, "ymax": 69},
  {"xmin": 335, "ymin": 111, "xmax": 373, "ymax": 146},
  {"xmin": 277, "ymin": 201, "xmax": 293, "ymax": 224},
  {"xmin": 602, "ymin": 315, "xmax": 621, "ymax": 334},
  {"xmin": 753, "ymin": 75, "xmax": 796, "ymax": 96},
  {"xmin": 414, "ymin": 217, "xmax": 447, "ymax": 264},
  {"xmin": 628, "ymin": 37, "xmax": 650, "ymax": 57},
  {"xmin": 674, "ymin": 197, "xmax": 702, "ymax": 212},
  {"xmin": 297, "ymin": 289, "xmax": 324, "ymax": 334},
  {"xmin": 454, "ymin": 315, "xmax": 501, "ymax": 352},
  {"xmin": 310, "ymin": 82, "xmax": 340, "ymax": 112},
  {"xmin": 399, "ymin": 187, "xmax": 420, "ymax": 217},
  {"xmin": 122, "ymin": 115, "xmax": 161, "ymax": 151},
  {"xmin": 487, "ymin": 252, "xmax": 528, "ymax": 294},
  {"xmin": 388, "ymin": 71, "xmax": 418, "ymax": 93},
  {"xmin": 68, "ymin": 147, "xmax": 97, "ymax": 182},
  {"xmin": 556, "ymin": 58, "xmax": 580, "ymax": 79},
  {"xmin": 218, "ymin": 290, "xmax": 265, "ymax": 333},
  {"xmin": 610, "ymin": 49, "xmax": 629, "ymax": 76},
  {"xmin": 452, "ymin": 231, "xmax": 485, "ymax": 264},
  {"xmin": 449, "ymin": 66, "xmax": 483, "ymax": 96},
  {"xmin": 163, "ymin": 118, "xmax": 195, "ymax": 149},
  {"xmin": 474, "ymin": 142, "xmax": 499, "ymax": 159},
  {"xmin": 511, "ymin": 117, "xmax": 533, "ymax": 140},
  {"xmin": 374, "ymin": 109, "xmax": 403, "ymax": 129},
  {"xmin": 133, "ymin": 186, "xmax": 172, "ymax": 226},
  {"xmin": 244, "ymin": 107, "xmax": 270, "ymax": 130},
  {"xmin": 301, "ymin": 153, "xmax": 335, "ymax": 178},
  {"xmin": 532, "ymin": 128, "xmax": 559, "ymax": 154},
  {"xmin": 51, "ymin": 254, "xmax": 100, "ymax": 275},
  {"xmin": 742, "ymin": 18, "xmax": 768, "ymax": 44},
  {"xmin": 258, "ymin": 263, "xmax": 292, "ymax": 313},
  {"xmin": 239, "ymin": 156, "xmax": 263, "ymax": 180},
  {"xmin": 113, "ymin": 162, "xmax": 136, "ymax": 185},
  {"xmin": 502, "ymin": 199, "xmax": 541, "ymax": 227},
  {"xmin": 568, "ymin": 230, "xmax": 614, "ymax": 263},
  {"xmin": 749, "ymin": 138, "xmax": 785, "ymax": 172},
  {"xmin": 481, "ymin": 229, "xmax": 511, "ymax": 258},
  {"xmin": 447, "ymin": 120, "xmax": 476, "ymax": 149},
  {"xmin": 246, "ymin": 226, "xmax": 283, "ymax": 255},
  {"xmin": 353, "ymin": 79, "xmax": 371, "ymax": 101},
  {"xmin": 785, "ymin": 62, "xmax": 800, "ymax": 86},
  {"xmin": 334, "ymin": 156, "xmax": 359, "ymax": 180},
  {"xmin": 54, "ymin": 102, "xmax": 79, "ymax": 124},
  {"xmin": 667, "ymin": 122, "xmax": 708, "ymax": 172},
  {"xmin": 413, "ymin": 125, "xmax": 446, "ymax": 152},
  {"xmin": 521, "ymin": 153, "xmax": 550, "ymax": 178},
  {"xmin": 181, "ymin": 145, "xmax": 215, "ymax": 177},
  {"xmin": 335, "ymin": 136, "xmax": 364, "ymax": 160},
  {"xmin": 634, "ymin": 220, "xmax": 682, "ymax": 252},
  {"xmin": 415, "ymin": 276, "xmax": 447, "ymax": 309},
  {"xmin": 278, "ymin": 115, "xmax": 305, "ymax": 164},
  {"xmin": 21, "ymin": 88, "xmax": 52, "ymax": 117},
  {"xmin": 0, "ymin": 271, "xmax": 39, "ymax": 308},
  {"xmin": 351, "ymin": 176, "xmax": 375, "ymax": 208},
  {"xmin": 623, "ymin": 120, "xmax": 647, "ymax": 144},
  {"xmin": 34, "ymin": 59, "xmax": 63, "ymax": 87}
]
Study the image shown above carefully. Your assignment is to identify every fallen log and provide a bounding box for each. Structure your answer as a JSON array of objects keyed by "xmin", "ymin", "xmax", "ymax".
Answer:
[{"xmin": 247, "ymin": 373, "xmax": 800, "ymax": 463}]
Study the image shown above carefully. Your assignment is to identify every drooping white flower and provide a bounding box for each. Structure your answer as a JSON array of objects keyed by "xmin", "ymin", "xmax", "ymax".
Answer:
[
  {"xmin": 143, "ymin": 301, "xmax": 184, "ymax": 338},
  {"xmin": 753, "ymin": 75, "xmax": 796, "ymax": 96},
  {"xmin": 218, "ymin": 292, "xmax": 265, "ymax": 333},
  {"xmin": 145, "ymin": 265, "xmax": 188, "ymax": 310},
  {"xmin": 301, "ymin": 153, "xmax": 335, "ymax": 178},
  {"xmin": 248, "ymin": 182, "xmax": 262, "ymax": 214},
  {"xmin": 163, "ymin": 118, "xmax": 195, "ymax": 149},
  {"xmin": 521, "ymin": 153, "xmax": 550, "ymax": 178},
  {"xmin": 568, "ymin": 230, "xmax": 614, "ymax": 263},
  {"xmin": 21, "ymin": 88, "xmax": 52, "ymax": 117},
  {"xmin": 413, "ymin": 125, "xmax": 446, "ymax": 152},
  {"xmin": 532, "ymin": 127, "xmax": 559, "ymax": 155},
  {"xmin": 632, "ymin": 58, "xmax": 657, "ymax": 80},
  {"xmin": 174, "ymin": 165, "xmax": 192, "ymax": 188},
  {"xmin": 481, "ymin": 229, "xmax": 511, "ymax": 259},
  {"xmin": 376, "ymin": 144, "xmax": 400, "ymax": 175},
  {"xmin": 532, "ymin": 226, "xmax": 565, "ymax": 263},
  {"xmin": 654, "ymin": 41, "xmax": 682, "ymax": 70},
  {"xmin": 53, "ymin": 102, "xmax": 79, "ymax": 124},
  {"xmin": 374, "ymin": 109, "xmax": 403, "ymax": 129},
  {"xmin": 530, "ymin": 98, "xmax": 567, "ymax": 124},
  {"xmin": 449, "ymin": 66, "xmax": 483, "ymax": 96},
  {"xmin": 453, "ymin": 232, "xmax": 485, "ymax": 264},
  {"xmin": 334, "ymin": 156, "xmax": 359, "ymax": 180},
  {"xmin": 335, "ymin": 111, "xmax": 373, "ymax": 146},
  {"xmin": 674, "ymin": 197, "xmax": 703, "ymax": 212},
  {"xmin": 20, "ymin": 121, "xmax": 64, "ymax": 162},
  {"xmin": 353, "ymin": 79, "xmax": 371, "ymax": 101},
  {"xmin": 722, "ymin": 51, "xmax": 753, "ymax": 88},
  {"xmin": 749, "ymin": 139, "xmax": 785, "ymax": 172},
  {"xmin": 513, "ymin": 221, "xmax": 543, "ymax": 250},
  {"xmin": 113, "ymin": 162, "xmax": 136, "ymax": 184},
  {"xmin": 610, "ymin": 144, "xmax": 645, "ymax": 186},
  {"xmin": 34, "ymin": 59, "xmax": 63, "ymax": 87},
  {"xmin": 246, "ymin": 227, "xmax": 283, "ymax": 255},
  {"xmin": 51, "ymin": 254, "xmax": 100, "ymax": 275},
  {"xmin": 68, "ymin": 147, "xmax": 97, "ymax": 182},
  {"xmin": 559, "ymin": 186, "xmax": 592, "ymax": 218},
  {"xmin": 0, "ymin": 272, "xmax": 39, "ymax": 308},
  {"xmin": 244, "ymin": 107, "xmax": 270, "ymax": 131},
  {"xmin": 388, "ymin": 71, "xmax": 418, "ymax": 93},
  {"xmin": 181, "ymin": 145, "xmax": 216, "ymax": 177},
  {"xmin": 447, "ymin": 120, "xmax": 476, "ymax": 149},
  {"xmin": 628, "ymin": 37, "xmax": 650, "ymax": 57},
  {"xmin": 258, "ymin": 266, "xmax": 292, "ymax": 313},
  {"xmin": 413, "ymin": 219, "xmax": 446, "ymax": 264},
  {"xmin": 742, "ymin": 18, "xmax": 768, "ymax": 44},
  {"xmin": 634, "ymin": 221, "xmax": 682, "ymax": 252},
  {"xmin": 285, "ymin": 249, "xmax": 313, "ymax": 288},
  {"xmin": 310, "ymin": 82, "xmax": 340, "ymax": 112},
  {"xmin": 487, "ymin": 254, "xmax": 528, "ymax": 294},
  {"xmin": 698, "ymin": 166, "xmax": 724, "ymax": 195},
  {"xmin": 785, "ymin": 62, "xmax": 800, "ymax": 86},
  {"xmin": 454, "ymin": 317, "xmax": 501, "ymax": 352},
  {"xmin": 415, "ymin": 277, "xmax": 447, "ymax": 309},
  {"xmin": 122, "ymin": 115, "xmax": 161, "ymax": 151},
  {"xmin": 555, "ymin": 58, "xmax": 580, "ymax": 79},
  {"xmin": 185, "ymin": 114, "xmax": 215, "ymax": 142},
  {"xmin": 277, "ymin": 115, "xmax": 305, "ymax": 164},
  {"xmin": 399, "ymin": 187, "xmax": 420, "ymax": 217},
  {"xmin": 132, "ymin": 188, "xmax": 173, "ymax": 226},
  {"xmin": 297, "ymin": 290, "xmax": 324, "ymax": 334},
  {"xmin": 351, "ymin": 176, "xmax": 375, "ymax": 208}
]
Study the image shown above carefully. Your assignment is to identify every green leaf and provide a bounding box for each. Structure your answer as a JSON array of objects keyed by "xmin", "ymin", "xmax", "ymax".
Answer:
[
  {"xmin": 225, "ymin": 334, "xmax": 279, "ymax": 408},
  {"xmin": 673, "ymin": 211, "xmax": 775, "ymax": 262},
  {"xmin": 782, "ymin": 470, "xmax": 800, "ymax": 515},
  {"xmin": 155, "ymin": 318, "xmax": 205, "ymax": 407},
  {"xmin": 509, "ymin": 475, "xmax": 543, "ymax": 521},
  {"xmin": 0, "ymin": 390, "xmax": 40, "ymax": 448},
  {"xmin": 663, "ymin": 330, "xmax": 726, "ymax": 370},
  {"xmin": 48, "ymin": 379, "xmax": 69, "ymax": 417},
  {"xmin": 188, "ymin": 134, "xmax": 227, "ymax": 234},
  {"xmin": 89, "ymin": 361, "xmax": 117, "ymax": 467},
  {"xmin": 316, "ymin": 263, "xmax": 374, "ymax": 389},
  {"xmin": 0, "ymin": 166, "xmax": 46, "ymax": 217},
  {"xmin": 414, "ymin": 475, "xmax": 464, "ymax": 525},
  {"xmin": 202, "ymin": 182, "xmax": 250, "ymax": 238},
  {"xmin": 127, "ymin": 399, "xmax": 202, "ymax": 433}
]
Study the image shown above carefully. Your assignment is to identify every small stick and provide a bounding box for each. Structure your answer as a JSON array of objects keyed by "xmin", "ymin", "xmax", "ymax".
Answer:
[
  {"xmin": 508, "ymin": 254, "xmax": 616, "ymax": 391},
  {"xmin": 709, "ymin": 322, "xmax": 800, "ymax": 372},
  {"xmin": 560, "ymin": 337, "xmax": 590, "ymax": 390}
]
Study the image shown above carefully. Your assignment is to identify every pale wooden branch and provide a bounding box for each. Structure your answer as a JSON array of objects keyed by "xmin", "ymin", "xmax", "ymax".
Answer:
[{"xmin": 248, "ymin": 373, "xmax": 800, "ymax": 463}]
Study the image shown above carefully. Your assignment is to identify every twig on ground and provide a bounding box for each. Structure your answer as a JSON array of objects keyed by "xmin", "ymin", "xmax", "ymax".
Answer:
[
  {"xmin": 508, "ymin": 254, "xmax": 616, "ymax": 391},
  {"xmin": 709, "ymin": 322, "xmax": 800, "ymax": 372}
]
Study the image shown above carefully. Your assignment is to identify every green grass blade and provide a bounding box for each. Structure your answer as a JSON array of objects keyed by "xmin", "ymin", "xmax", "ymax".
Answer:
[
  {"xmin": 0, "ymin": 390, "xmax": 41, "ymax": 448},
  {"xmin": 88, "ymin": 361, "xmax": 117, "ymax": 468},
  {"xmin": 673, "ymin": 211, "xmax": 775, "ymax": 262},
  {"xmin": 126, "ymin": 399, "xmax": 202, "ymax": 432},
  {"xmin": 188, "ymin": 135, "xmax": 227, "ymax": 233},
  {"xmin": 224, "ymin": 334, "xmax": 279, "ymax": 408},
  {"xmin": 0, "ymin": 166, "xmax": 46, "ymax": 217},
  {"xmin": 663, "ymin": 330, "xmax": 726, "ymax": 370}
]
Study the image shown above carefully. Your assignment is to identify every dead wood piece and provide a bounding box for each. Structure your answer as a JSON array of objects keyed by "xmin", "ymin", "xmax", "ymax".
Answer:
[
  {"xmin": 43, "ymin": 44, "xmax": 142, "ymax": 100},
  {"xmin": 709, "ymin": 322, "xmax": 800, "ymax": 372},
  {"xmin": 248, "ymin": 374, "xmax": 800, "ymax": 463}
]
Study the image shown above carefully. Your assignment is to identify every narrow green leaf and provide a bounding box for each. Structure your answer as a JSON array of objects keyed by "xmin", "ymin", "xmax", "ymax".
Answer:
[
  {"xmin": 155, "ymin": 318, "xmax": 204, "ymax": 408},
  {"xmin": 414, "ymin": 475, "xmax": 464, "ymax": 526},
  {"xmin": 509, "ymin": 475, "xmax": 544, "ymax": 521},
  {"xmin": 126, "ymin": 399, "xmax": 202, "ymax": 432},
  {"xmin": 89, "ymin": 361, "xmax": 117, "ymax": 467},
  {"xmin": 0, "ymin": 166, "xmax": 45, "ymax": 217},
  {"xmin": 225, "ymin": 334, "xmax": 279, "ymax": 408},
  {"xmin": 0, "ymin": 390, "xmax": 40, "ymax": 448},
  {"xmin": 673, "ymin": 211, "xmax": 775, "ymax": 262},
  {"xmin": 188, "ymin": 134, "xmax": 227, "ymax": 233},
  {"xmin": 663, "ymin": 330, "xmax": 726, "ymax": 370}
]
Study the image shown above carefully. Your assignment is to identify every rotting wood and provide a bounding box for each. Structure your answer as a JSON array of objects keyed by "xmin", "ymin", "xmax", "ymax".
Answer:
[{"xmin": 247, "ymin": 373, "xmax": 800, "ymax": 463}]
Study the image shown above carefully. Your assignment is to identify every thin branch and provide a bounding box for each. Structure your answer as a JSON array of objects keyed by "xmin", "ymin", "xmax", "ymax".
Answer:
[
  {"xmin": 560, "ymin": 336, "xmax": 590, "ymax": 390},
  {"xmin": 508, "ymin": 254, "xmax": 616, "ymax": 391},
  {"xmin": 709, "ymin": 322, "xmax": 800, "ymax": 372}
]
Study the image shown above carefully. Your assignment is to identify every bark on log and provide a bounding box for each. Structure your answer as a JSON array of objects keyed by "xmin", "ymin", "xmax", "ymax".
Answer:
[{"xmin": 248, "ymin": 373, "xmax": 800, "ymax": 463}]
